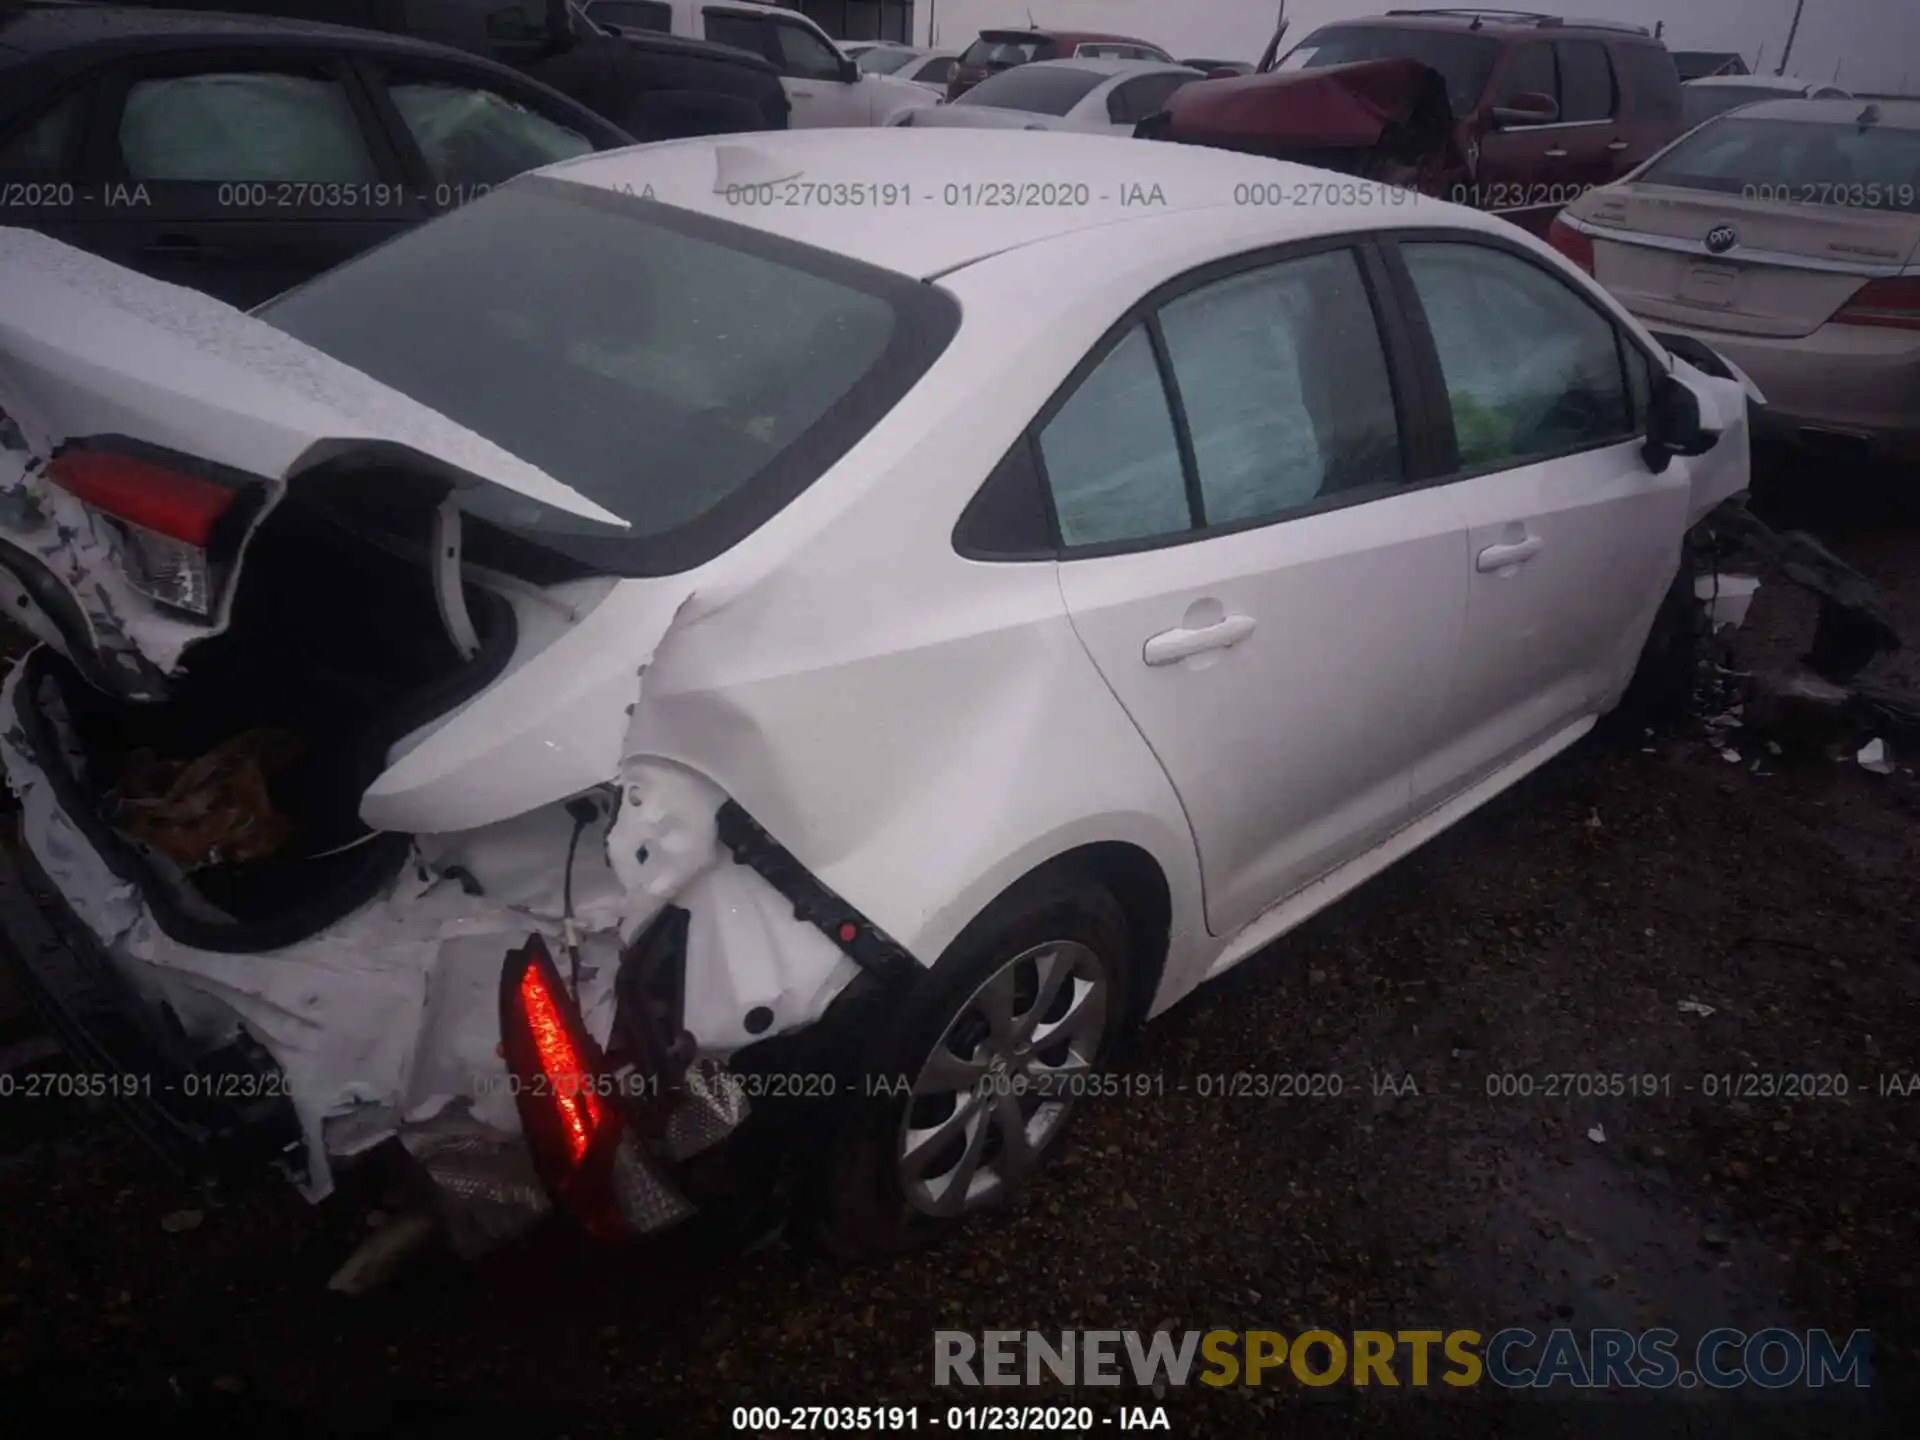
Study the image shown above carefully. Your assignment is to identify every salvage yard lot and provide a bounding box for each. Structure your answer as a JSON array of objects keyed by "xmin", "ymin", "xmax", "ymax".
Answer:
[{"xmin": 1, "ymin": 470, "xmax": 1916, "ymax": 1436}]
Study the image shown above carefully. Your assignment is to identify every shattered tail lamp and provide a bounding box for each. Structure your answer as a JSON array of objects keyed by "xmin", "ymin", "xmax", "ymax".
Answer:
[
  {"xmin": 517, "ymin": 959, "xmax": 605, "ymax": 1163},
  {"xmin": 499, "ymin": 934, "xmax": 625, "ymax": 1235}
]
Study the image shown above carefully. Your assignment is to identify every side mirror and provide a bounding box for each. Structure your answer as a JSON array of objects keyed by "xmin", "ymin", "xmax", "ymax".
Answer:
[
  {"xmin": 1642, "ymin": 374, "xmax": 1719, "ymax": 473},
  {"xmin": 839, "ymin": 56, "xmax": 861, "ymax": 84},
  {"xmin": 1491, "ymin": 91, "xmax": 1559, "ymax": 128}
]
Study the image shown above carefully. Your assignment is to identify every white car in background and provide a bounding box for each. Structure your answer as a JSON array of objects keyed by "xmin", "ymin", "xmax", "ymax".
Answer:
[
  {"xmin": 584, "ymin": 0, "xmax": 938, "ymax": 125},
  {"xmin": 1682, "ymin": 74, "xmax": 1852, "ymax": 131},
  {"xmin": 896, "ymin": 57, "xmax": 1204, "ymax": 133},
  {"xmin": 850, "ymin": 41, "xmax": 961, "ymax": 96},
  {"xmin": 0, "ymin": 129, "xmax": 1750, "ymax": 1264}
]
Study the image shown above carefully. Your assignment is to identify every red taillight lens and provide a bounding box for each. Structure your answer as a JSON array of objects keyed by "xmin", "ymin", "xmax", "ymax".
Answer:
[
  {"xmin": 499, "ymin": 934, "xmax": 630, "ymax": 1236},
  {"xmin": 1548, "ymin": 216, "xmax": 1597, "ymax": 275},
  {"xmin": 45, "ymin": 448, "xmax": 242, "ymax": 618},
  {"xmin": 46, "ymin": 449, "xmax": 237, "ymax": 546},
  {"xmin": 1832, "ymin": 276, "xmax": 1920, "ymax": 330}
]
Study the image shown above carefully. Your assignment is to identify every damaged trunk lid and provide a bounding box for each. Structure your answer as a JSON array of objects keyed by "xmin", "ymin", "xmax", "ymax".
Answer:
[{"xmin": 0, "ymin": 226, "xmax": 627, "ymax": 704}]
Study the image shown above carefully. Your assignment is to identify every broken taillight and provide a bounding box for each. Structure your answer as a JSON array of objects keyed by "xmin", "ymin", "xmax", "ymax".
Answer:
[
  {"xmin": 1832, "ymin": 277, "xmax": 1920, "ymax": 331},
  {"xmin": 498, "ymin": 934, "xmax": 631, "ymax": 1238},
  {"xmin": 45, "ymin": 448, "xmax": 244, "ymax": 618},
  {"xmin": 1546, "ymin": 215, "xmax": 1597, "ymax": 276}
]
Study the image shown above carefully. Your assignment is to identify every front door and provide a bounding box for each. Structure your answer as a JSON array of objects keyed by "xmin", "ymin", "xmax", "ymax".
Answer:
[
  {"xmin": 1389, "ymin": 236, "xmax": 1690, "ymax": 805},
  {"xmin": 1043, "ymin": 244, "xmax": 1468, "ymax": 937}
]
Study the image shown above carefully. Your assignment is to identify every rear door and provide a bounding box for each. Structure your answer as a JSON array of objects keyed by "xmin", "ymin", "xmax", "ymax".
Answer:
[
  {"xmin": 1475, "ymin": 41, "xmax": 1560, "ymax": 224},
  {"xmin": 1550, "ymin": 38, "xmax": 1624, "ymax": 196},
  {"xmin": 1385, "ymin": 233, "xmax": 1689, "ymax": 804},
  {"xmin": 1609, "ymin": 40, "xmax": 1684, "ymax": 166},
  {"xmin": 70, "ymin": 48, "xmax": 425, "ymax": 309},
  {"xmin": 701, "ymin": 6, "xmax": 858, "ymax": 126},
  {"xmin": 1044, "ymin": 241, "xmax": 1468, "ymax": 938}
]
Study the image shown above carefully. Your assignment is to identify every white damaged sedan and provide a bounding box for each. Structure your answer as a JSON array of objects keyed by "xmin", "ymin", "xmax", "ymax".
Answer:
[{"xmin": 0, "ymin": 129, "xmax": 1752, "ymax": 1261}]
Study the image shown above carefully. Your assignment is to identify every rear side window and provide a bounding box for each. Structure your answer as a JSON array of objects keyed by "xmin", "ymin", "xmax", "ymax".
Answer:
[
  {"xmin": 256, "ymin": 179, "xmax": 958, "ymax": 572},
  {"xmin": 117, "ymin": 72, "xmax": 376, "ymax": 182},
  {"xmin": 1402, "ymin": 242, "xmax": 1631, "ymax": 470},
  {"xmin": 1157, "ymin": 250, "xmax": 1400, "ymax": 525},
  {"xmin": 1107, "ymin": 74, "xmax": 1194, "ymax": 125},
  {"xmin": 1638, "ymin": 116, "xmax": 1920, "ymax": 213},
  {"xmin": 0, "ymin": 88, "xmax": 87, "ymax": 171},
  {"xmin": 1616, "ymin": 43, "xmax": 1682, "ymax": 123},
  {"xmin": 1554, "ymin": 40, "xmax": 1616, "ymax": 122},
  {"xmin": 1038, "ymin": 326, "xmax": 1191, "ymax": 547},
  {"xmin": 960, "ymin": 34, "xmax": 1048, "ymax": 67},
  {"xmin": 955, "ymin": 65, "xmax": 1106, "ymax": 116},
  {"xmin": 1493, "ymin": 44, "xmax": 1554, "ymax": 108},
  {"xmin": 386, "ymin": 79, "xmax": 595, "ymax": 187},
  {"xmin": 704, "ymin": 10, "xmax": 769, "ymax": 58},
  {"xmin": 586, "ymin": 0, "xmax": 672, "ymax": 32}
]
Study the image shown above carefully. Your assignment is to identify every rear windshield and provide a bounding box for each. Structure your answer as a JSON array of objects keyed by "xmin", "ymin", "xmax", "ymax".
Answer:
[
  {"xmin": 256, "ymin": 178, "xmax": 958, "ymax": 574},
  {"xmin": 1682, "ymin": 83, "xmax": 1790, "ymax": 129},
  {"xmin": 856, "ymin": 46, "xmax": 916, "ymax": 75},
  {"xmin": 1638, "ymin": 115, "xmax": 1920, "ymax": 213},
  {"xmin": 955, "ymin": 64, "xmax": 1106, "ymax": 116},
  {"xmin": 1275, "ymin": 25, "xmax": 1499, "ymax": 117},
  {"xmin": 961, "ymin": 33, "xmax": 1049, "ymax": 68}
]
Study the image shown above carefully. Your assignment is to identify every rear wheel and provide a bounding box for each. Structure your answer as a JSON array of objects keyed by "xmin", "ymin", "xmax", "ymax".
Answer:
[{"xmin": 813, "ymin": 871, "xmax": 1133, "ymax": 1257}]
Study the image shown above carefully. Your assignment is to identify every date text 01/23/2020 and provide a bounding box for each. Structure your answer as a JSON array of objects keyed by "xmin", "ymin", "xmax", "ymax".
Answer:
[{"xmin": 731, "ymin": 1405, "xmax": 1174, "ymax": 1431}]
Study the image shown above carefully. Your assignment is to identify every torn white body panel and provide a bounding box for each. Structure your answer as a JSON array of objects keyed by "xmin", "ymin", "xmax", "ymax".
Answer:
[
  {"xmin": 0, "ymin": 660, "xmax": 861, "ymax": 1198},
  {"xmin": 1673, "ymin": 357, "xmax": 1755, "ymax": 526}
]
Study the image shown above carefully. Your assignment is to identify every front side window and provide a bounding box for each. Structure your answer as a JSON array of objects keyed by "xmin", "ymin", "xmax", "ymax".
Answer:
[
  {"xmin": 1554, "ymin": 40, "xmax": 1616, "ymax": 122},
  {"xmin": 772, "ymin": 21, "xmax": 846, "ymax": 82},
  {"xmin": 117, "ymin": 71, "xmax": 376, "ymax": 182},
  {"xmin": 0, "ymin": 88, "xmax": 87, "ymax": 171},
  {"xmin": 1493, "ymin": 44, "xmax": 1555, "ymax": 110},
  {"xmin": 257, "ymin": 179, "xmax": 955, "ymax": 569},
  {"xmin": 1402, "ymin": 242, "xmax": 1631, "ymax": 470},
  {"xmin": 1038, "ymin": 326, "xmax": 1191, "ymax": 547},
  {"xmin": 387, "ymin": 79, "xmax": 594, "ymax": 187},
  {"xmin": 1158, "ymin": 250, "xmax": 1400, "ymax": 526}
]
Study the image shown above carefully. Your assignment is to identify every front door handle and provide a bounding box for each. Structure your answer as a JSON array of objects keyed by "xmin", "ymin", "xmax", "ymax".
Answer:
[
  {"xmin": 1606, "ymin": 138, "xmax": 1630, "ymax": 152},
  {"xmin": 1476, "ymin": 535, "xmax": 1544, "ymax": 572},
  {"xmin": 1143, "ymin": 613, "xmax": 1256, "ymax": 666},
  {"xmin": 1543, "ymin": 146, "xmax": 1569, "ymax": 159}
]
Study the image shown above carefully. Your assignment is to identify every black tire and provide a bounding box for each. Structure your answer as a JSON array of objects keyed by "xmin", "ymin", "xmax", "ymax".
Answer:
[
  {"xmin": 1606, "ymin": 556, "xmax": 1699, "ymax": 741},
  {"xmin": 811, "ymin": 869, "xmax": 1134, "ymax": 1258}
]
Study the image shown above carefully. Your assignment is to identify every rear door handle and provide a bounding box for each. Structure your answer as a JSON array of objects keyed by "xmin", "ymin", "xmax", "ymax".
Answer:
[
  {"xmin": 1543, "ymin": 146, "xmax": 1569, "ymax": 159},
  {"xmin": 1606, "ymin": 139, "xmax": 1630, "ymax": 152},
  {"xmin": 1143, "ymin": 614, "xmax": 1256, "ymax": 666},
  {"xmin": 1476, "ymin": 536, "xmax": 1544, "ymax": 572}
]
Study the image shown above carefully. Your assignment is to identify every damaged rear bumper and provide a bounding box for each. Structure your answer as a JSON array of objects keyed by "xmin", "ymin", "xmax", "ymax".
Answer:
[{"xmin": 0, "ymin": 832, "xmax": 304, "ymax": 1177}]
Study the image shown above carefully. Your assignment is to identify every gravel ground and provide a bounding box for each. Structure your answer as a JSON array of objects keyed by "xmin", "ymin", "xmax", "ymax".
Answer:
[{"xmin": 0, "ymin": 475, "xmax": 1915, "ymax": 1437}]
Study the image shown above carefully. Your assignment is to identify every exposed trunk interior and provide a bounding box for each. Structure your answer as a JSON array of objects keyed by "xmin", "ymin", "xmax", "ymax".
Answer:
[{"xmin": 21, "ymin": 481, "xmax": 518, "ymax": 952}]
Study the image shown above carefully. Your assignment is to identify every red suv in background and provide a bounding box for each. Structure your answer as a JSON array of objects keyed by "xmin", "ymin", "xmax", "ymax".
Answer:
[
  {"xmin": 946, "ymin": 27, "xmax": 1173, "ymax": 101},
  {"xmin": 1158, "ymin": 8, "xmax": 1686, "ymax": 235}
]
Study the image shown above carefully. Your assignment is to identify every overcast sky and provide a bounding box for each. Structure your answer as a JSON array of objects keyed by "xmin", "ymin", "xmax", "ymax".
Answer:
[{"xmin": 916, "ymin": 0, "xmax": 1919, "ymax": 95}]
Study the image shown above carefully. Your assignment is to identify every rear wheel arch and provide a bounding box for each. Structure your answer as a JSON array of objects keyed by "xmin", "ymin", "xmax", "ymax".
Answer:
[{"xmin": 932, "ymin": 840, "xmax": 1172, "ymax": 1034}]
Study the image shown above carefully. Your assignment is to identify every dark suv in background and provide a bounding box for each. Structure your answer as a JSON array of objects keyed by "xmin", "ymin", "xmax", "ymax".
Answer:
[{"xmin": 1159, "ymin": 7, "xmax": 1685, "ymax": 235}]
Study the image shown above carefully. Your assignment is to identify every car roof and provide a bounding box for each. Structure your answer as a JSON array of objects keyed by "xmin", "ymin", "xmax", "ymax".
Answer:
[
  {"xmin": 544, "ymin": 128, "xmax": 1468, "ymax": 280},
  {"xmin": 1325, "ymin": 13, "xmax": 1657, "ymax": 42},
  {"xmin": 0, "ymin": 0, "xmax": 500, "ymax": 60},
  {"xmin": 1717, "ymin": 95, "xmax": 1920, "ymax": 127}
]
